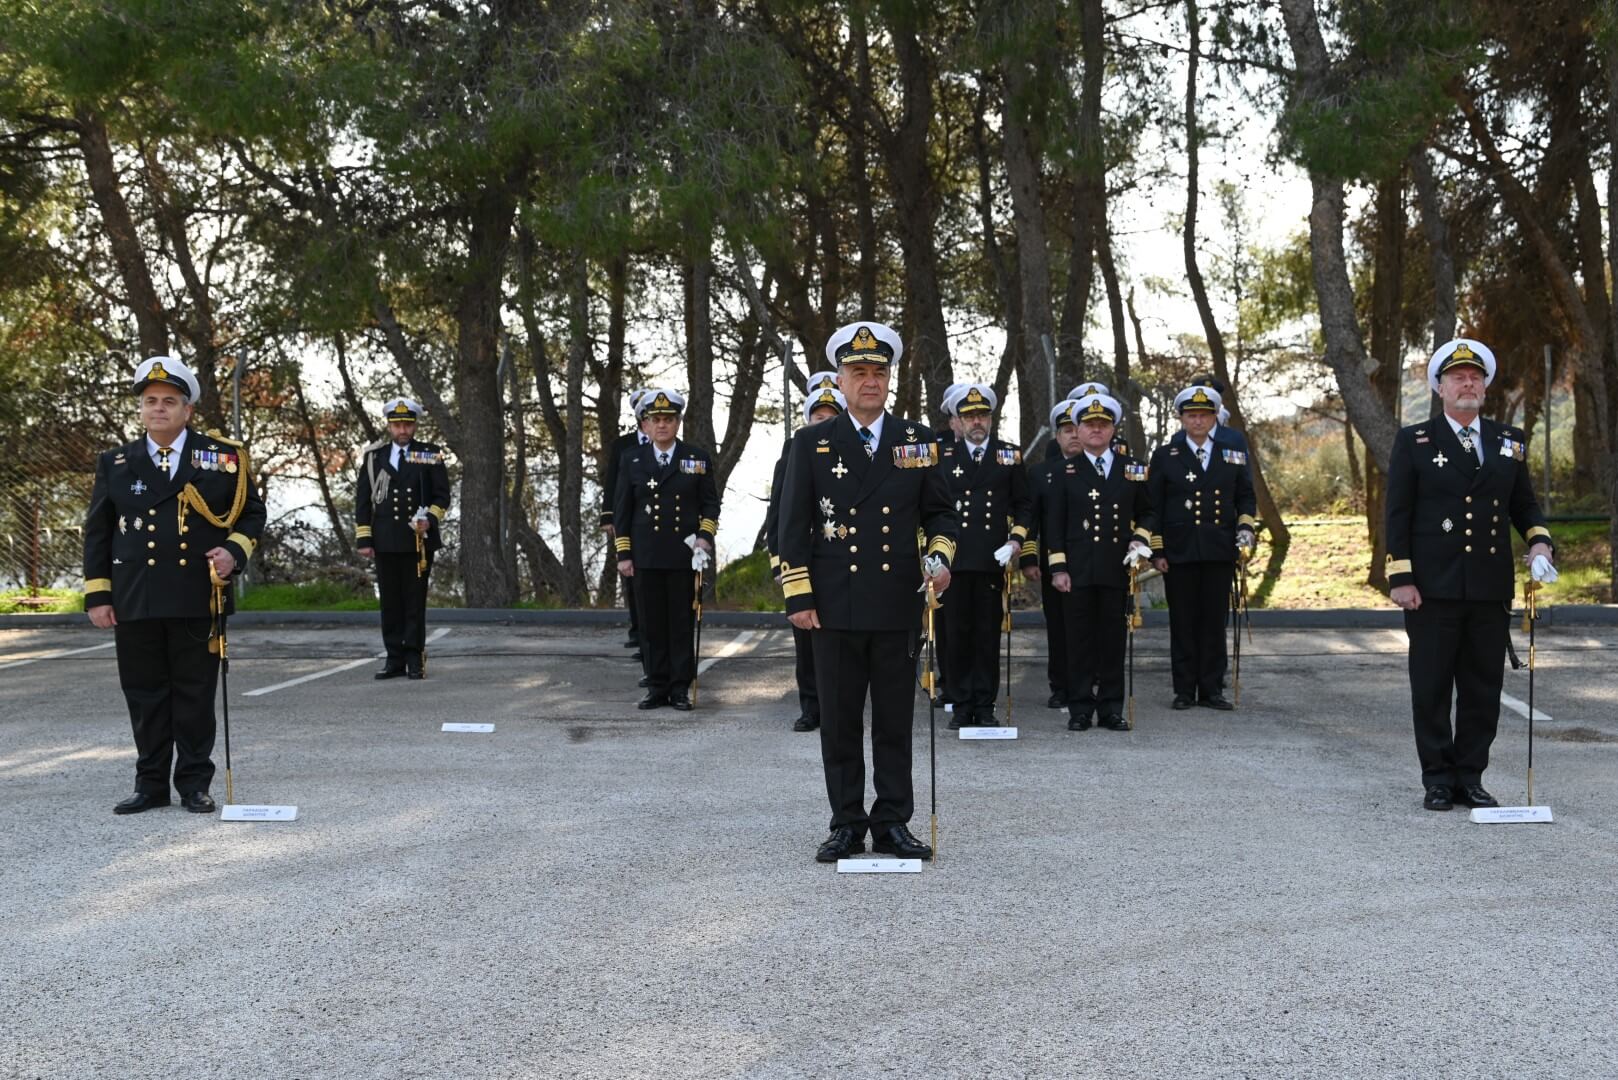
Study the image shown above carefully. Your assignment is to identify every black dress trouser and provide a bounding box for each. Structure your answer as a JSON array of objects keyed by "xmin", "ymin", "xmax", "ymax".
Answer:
[
  {"xmin": 1041, "ymin": 573, "xmax": 1067, "ymax": 698},
  {"xmin": 377, "ymin": 550, "xmax": 432, "ymax": 663},
  {"xmin": 1164, "ymin": 560, "xmax": 1233, "ymax": 700},
  {"xmin": 943, "ymin": 570, "xmax": 1003, "ymax": 712},
  {"xmin": 637, "ymin": 568, "xmax": 695, "ymax": 694},
  {"xmin": 1405, "ymin": 598, "xmax": 1508, "ymax": 788},
  {"xmin": 1062, "ymin": 584, "xmax": 1128, "ymax": 720},
  {"xmin": 792, "ymin": 625, "xmax": 820, "ymax": 722},
  {"xmin": 115, "ymin": 617, "xmax": 219, "ymax": 795},
  {"xmin": 811, "ymin": 629, "xmax": 916, "ymax": 833}
]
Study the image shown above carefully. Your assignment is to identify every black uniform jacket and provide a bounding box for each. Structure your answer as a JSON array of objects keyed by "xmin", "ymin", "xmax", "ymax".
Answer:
[
  {"xmin": 1020, "ymin": 455, "xmax": 1069, "ymax": 572},
  {"xmin": 939, "ymin": 437, "xmax": 1032, "ymax": 572},
  {"xmin": 600, "ymin": 429, "xmax": 644, "ymax": 529},
  {"xmin": 764, "ymin": 442, "xmax": 791, "ymax": 574},
  {"xmin": 1139, "ymin": 431, "xmax": 1257, "ymax": 563},
  {"xmin": 1045, "ymin": 451, "xmax": 1154, "ymax": 589},
  {"xmin": 612, "ymin": 439, "xmax": 720, "ymax": 570},
  {"xmin": 777, "ymin": 412, "xmax": 958, "ymax": 632},
  {"xmin": 1384, "ymin": 417, "xmax": 1551, "ymax": 603},
  {"xmin": 83, "ymin": 429, "xmax": 266, "ymax": 619},
  {"xmin": 355, "ymin": 438, "xmax": 452, "ymax": 554}
]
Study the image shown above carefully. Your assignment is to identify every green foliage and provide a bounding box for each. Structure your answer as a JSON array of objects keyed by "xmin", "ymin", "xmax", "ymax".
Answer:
[
  {"xmin": 0, "ymin": 587, "xmax": 82, "ymax": 614},
  {"xmin": 236, "ymin": 580, "xmax": 377, "ymax": 611},
  {"xmin": 714, "ymin": 548, "xmax": 782, "ymax": 612}
]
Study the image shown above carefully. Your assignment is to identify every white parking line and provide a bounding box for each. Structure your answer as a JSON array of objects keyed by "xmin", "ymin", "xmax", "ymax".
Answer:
[
  {"xmin": 1500, "ymin": 692, "xmax": 1551, "ymax": 722},
  {"xmin": 697, "ymin": 629, "xmax": 762, "ymax": 675},
  {"xmin": 245, "ymin": 627, "xmax": 451, "ymax": 696},
  {"xmin": 0, "ymin": 641, "xmax": 116, "ymax": 671}
]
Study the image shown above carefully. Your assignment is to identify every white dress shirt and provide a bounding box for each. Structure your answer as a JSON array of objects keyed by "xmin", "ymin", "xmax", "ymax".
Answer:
[
  {"xmin": 1444, "ymin": 413, "xmax": 1485, "ymax": 464},
  {"xmin": 1086, "ymin": 449, "xmax": 1114, "ymax": 477},
  {"xmin": 146, "ymin": 430, "xmax": 188, "ymax": 478},
  {"xmin": 850, "ymin": 411, "xmax": 885, "ymax": 452},
  {"xmin": 1186, "ymin": 435, "xmax": 1212, "ymax": 470}
]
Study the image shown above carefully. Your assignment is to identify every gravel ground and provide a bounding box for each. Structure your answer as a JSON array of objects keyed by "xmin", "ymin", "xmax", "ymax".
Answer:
[{"xmin": 3, "ymin": 620, "xmax": 1616, "ymax": 1080}]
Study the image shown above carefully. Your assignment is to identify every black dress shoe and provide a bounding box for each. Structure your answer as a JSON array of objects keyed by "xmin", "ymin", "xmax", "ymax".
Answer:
[
  {"xmin": 871, "ymin": 824, "xmax": 933, "ymax": 860},
  {"xmin": 1454, "ymin": 784, "xmax": 1498, "ymax": 808},
  {"xmin": 669, "ymin": 691, "xmax": 693, "ymax": 711},
  {"xmin": 1424, "ymin": 785, "xmax": 1454, "ymax": 811},
  {"xmin": 947, "ymin": 711, "xmax": 965, "ymax": 730},
  {"xmin": 792, "ymin": 715, "xmax": 820, "ymax": 732},
  {"xmin": 113, "ymin": 791, "xmax": 170, "ymax": 815},
  {"xmin": 637, "ymin": 675, "xmax": 651, "ymax": 688},
  {"xmin": 1067, "ymin": 713, "xmax": 1093, "ymax": 732},
  {"xmin": 623, "ymin": 637, "xmax": 639, "ymax": 648},
  {"xmin": 1199, "ymin": 695, "xmax": 1234, "ymax": 711},
  {"xmin": 1171, "ymin": 694, "xmax": 1195, "ymax": 710},
  {"xmin": 815, "ymin": 826, "xmax": 866, "ymax": 862},
  {"xmin": 407, "ymin": 669, "xmax": 424, "ymax": 681},
  {"xmin": 1099, "ymin": 713, "xmax": 1129, "ymax": 731},
  {"xmin": 973, "ymin": 709, "xmax": 997, "ymax": 727},
  {"xmin": 637, "ymin": 692, "xmax": 669, "ymax": 710},
  {"xmin": 375, "ymin": 664, "xmax": 407, "ymax": 680},
  {"xmin": 180, "ymin": 791, "xmax": 217, "ymax": 814},
  {"xmin": 1047, "ymin": 692, "xmax": 1067, "ymax": 709}
]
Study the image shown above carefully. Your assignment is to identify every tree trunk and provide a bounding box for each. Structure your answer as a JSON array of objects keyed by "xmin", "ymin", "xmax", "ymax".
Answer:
[
  {"xmin": 683, "ymin": 248, "xmax": 718, "ymax": 452},
  {"xmin": 1001, "ymin": 50, "xmax": 1057, "ymax": 449},
  {"xmin": 1279, "ymin": 0, "xmax": 1401, "ymax": 474},
  {"xmin": 1364, "ymin": 171, "xmax": 1406, "ymax": 588},
  {"xmin": 1058, "ymin": 0, "xmax": 1105, "ymax": 383},
  {"xmin": 451, "ymin": 186, "xmax": 518, "ymax": 607},
  {"xmin": 596, "ymin": 253, "xmax": 629, "ymax": 606},
  {"xmin": 141, "ymin": 145, "xmax": 221, "ymax": 424},
  {"xmin": 851, "ymin": 3, "xmax": 878, "ymax": 320},
  {"xmin": 1183, "ymin": 0, "xmax": 1290, "ymax": 554},
  {"xmin": 1409, "ymin": 147, "xmax": 1453, "ymax": 421},
  {"xmin": 1607, "ymin": 29, "xmax": 1618, "ymax": 598},
  {"xmin": 1093, "ymin": 209, "xmax": 1139, "ymax": 455},
  {"xmin": 882, "ymin": 12, "xmax": 952, "ymax": 419},
  {"xmin": 75, "ymin": 109, "xmax": 169, "ymax": 358},
  {"xmin": 292, "ymin": 365, "xmax": 353, "ymax": 560},
  {"xmin": 334, "ymin": 332, "xmax": 379, "ymax": 444},
  {"xmin": 558, "ymin": 254, "xmax": 589, "ymax": 605}
]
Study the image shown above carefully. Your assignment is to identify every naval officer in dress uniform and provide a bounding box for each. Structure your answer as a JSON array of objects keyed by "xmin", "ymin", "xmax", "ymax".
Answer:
[
  {"xmin": 83, "ymin": 356, "xmax": 267, "ymax": 814},
  {"xmin": 1023, "ymin": 400, "xmax": 1085, "ymax": 710},
  {"xmin": 765, "ymin": 379, "xmax": 847, "ymax": 732},
  {"xmin": 355, "ymin": 398, "xmax": 452, "ymax": 680},
  {"xmin": 1386, "ymin": 339, "xmax": 1556, "ymax": 811},
  {"xmin": 613, "ymin": 389, "xmax": 720, "ymax": 711},
  {"xmin": 938, "ymin": 384, "xmax": 1031, "ymax": 728},
  {"xmin": 602, "ymin": 388, "xmax": 650, "ymax": 659},
  {"xmin": 777, "ymin": 321, "xmax": 958, "ymax": 863},
  {"xmin": 1045, "ymin": 393, "xmax": 1154, "ymax": 731},
  {"xmin": 1140, "ymin": 385, "xmax": 1256, "ymax": 710}
]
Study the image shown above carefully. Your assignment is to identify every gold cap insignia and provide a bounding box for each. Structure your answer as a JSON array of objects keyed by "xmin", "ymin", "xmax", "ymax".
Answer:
[
  {"xmin": 149, "ymin": 362, "xmax": 169, "ymax": 381},
  {"xmin": 391, "ymin": 403, "xmax": 412, "ymax": 416},
  {"xmin": 1080, "ymin": 400, "xmax": 1114, "ymax": 423},
  {"xmin": 851, "ymin": 327, "xmax": 878, "ymax": 351}
]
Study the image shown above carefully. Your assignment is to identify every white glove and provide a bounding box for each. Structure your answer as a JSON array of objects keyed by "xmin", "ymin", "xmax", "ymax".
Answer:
[
  {"xmin": 924, "ymin": 554, "xmax": 946, "ymax": 579},
  {"xmin": 1236, "ymin": 528, "xmax": 1256, "ymax": 555},
  {"xmin": 412, "ymin": 508, "xmax": 430, "ymax": 526},
  {"xmin": 1123, "ymin": 543, "xmax": 1151, "ymax": 568},
  {"xmin": 1531, "ymin": 553, "xmax": 1558, "ymax": 583},
  {"xmin": 993, "ymin": 541, "xmax": 1018, "ymax": 567},
  {"xmin": 684, "ymin": 533, "xmax": 712, "ymax": 572}
]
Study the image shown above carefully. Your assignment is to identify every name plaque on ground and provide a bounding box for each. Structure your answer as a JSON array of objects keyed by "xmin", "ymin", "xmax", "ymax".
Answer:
[
  {"xmin": 442, "ymin": 723, "xmax": 496, "ymax": 733},
  {"xmin": 1470, "ymin": 806, "xmax": 1553, "ymax": 824},
  {"xmin": 837, "ymin": 858, "xmax": 923, "ymax": 874},
  {"xmin": 959, "ymin": 727, "xmax": 1018, "ymax": 740},
  {"xmin": 221, "ymin": 805, "xmax": 299, "ymax": 822}
]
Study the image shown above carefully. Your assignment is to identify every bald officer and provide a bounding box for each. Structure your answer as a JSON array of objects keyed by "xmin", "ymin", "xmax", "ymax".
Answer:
[
  {"xmin": 1386, "ymin": 339, "xmax": 1556, "ymax": 811},
  {"xmin": 778, "ymin": 321, "xmax": 958, "ymax": 863},
  {"xmin": 356, "ymin": 398, "xmax": 452, "ymax": 680},
  {"xmin": 83, "ymin": 356, "xmax": 266, "ymax": 814}
]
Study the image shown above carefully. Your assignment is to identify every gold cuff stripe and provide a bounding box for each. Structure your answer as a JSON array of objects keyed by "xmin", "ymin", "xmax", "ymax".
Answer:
[
  {"xmin": 1237, "ymin": 514, "xmax": 1258, "ymax": 528},
  {"xmin": 1526, "ymin": 526, "xmax": 1551, "ymax": 542},
  {"xmin": 1047, "ymin": 553, "xmax": 1067, "ymax": 567},
  {"xmin": 1020, "ymin": 541, "xmax": 1039, "ymax": 555},
  {"xmin": 1386, "ymin": 558, "xmax": 1413, "ymax": 575},
  {"xmin": 428, "ymin": 505, "xmax": 447, "ymax": 520},
  {"xmin": 356, "ymin": 526, "xmax": 373, "ymax": 538},
  {"xmin": 700, "ymin": 518, "xmax": 719, "ymax": 534},
  {"xmin": 1010, "ymin": 525, "xmax": 1028, "ymax": 541},
  {"xmin": 769, "ymin": 554, "xmax": 780, "ymax": 569},
  {"xmin": 84, "ymin": 577, "xmax": 112, "ymax": 594},
  {"xmin": 1133, "ymin": 526, "xmax": 1152, "ymax": 540},
  {"xmin": 227, "ymin": 532, "xmax": 257, "ymax": 559},
  {"xmin": 1151, "ymin": 535, "xmax": 1165, "ymax": 549},
  {"xmin": 926, "ymin": 537, "xmax": 957, "ymax": 561},
  {"xmin": 783, "ymin": 579, "xmax": 813, "ymax": 599},
  {"xmin": 615, "ymin": 538, "xmax": 632, "ymax": 552}
]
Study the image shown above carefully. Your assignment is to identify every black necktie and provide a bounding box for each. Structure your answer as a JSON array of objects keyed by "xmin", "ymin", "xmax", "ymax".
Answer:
[
  {"xmin": 658, "ymin": 451, "xmax": 670, "ymax": 468},
  {"xmin": 1094, "ymin": 456, "xmax": 1106, "ymax": 477},
  {"xmin": 972, "ymin": 446, "xmax": 984, "ymax": 464},
  {"xmin": 1195, "ymin": 446, "xmax": 1207, "ymax": 469},
  {"xmin": 860, "ymin": 427, "xmax": 875, "ymax": 459}
]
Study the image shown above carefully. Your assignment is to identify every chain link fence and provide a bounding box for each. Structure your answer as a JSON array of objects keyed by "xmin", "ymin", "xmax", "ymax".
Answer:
[{"xmin": 0, "ymin": 397, "xmax": 104, "ymax": 607}]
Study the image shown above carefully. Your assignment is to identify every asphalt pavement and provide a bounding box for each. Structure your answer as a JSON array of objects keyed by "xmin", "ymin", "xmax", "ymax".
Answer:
[{"xmin": 3, "ymin": 618, "xmax": 1616, "ymax": 1079}]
